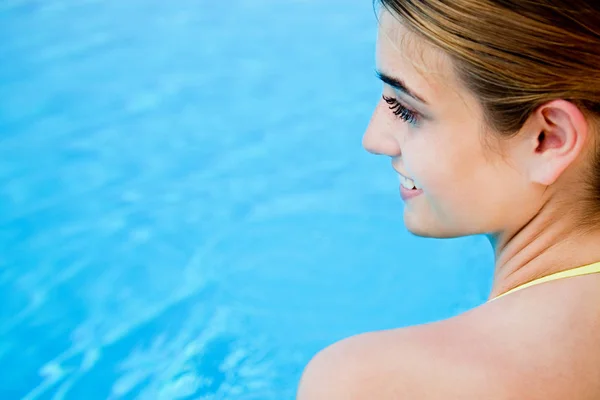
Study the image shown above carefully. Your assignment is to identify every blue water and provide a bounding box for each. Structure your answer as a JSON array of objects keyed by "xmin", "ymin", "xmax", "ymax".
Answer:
[{"xmin": 0, "ymin": 1, "xmax": 494, "ymax": 398}]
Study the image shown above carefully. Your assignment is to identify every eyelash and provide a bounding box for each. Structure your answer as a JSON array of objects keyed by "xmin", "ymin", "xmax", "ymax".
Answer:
[{"xmin": 382, "ymin": 95, "xmax": 419, "ymax": 125}]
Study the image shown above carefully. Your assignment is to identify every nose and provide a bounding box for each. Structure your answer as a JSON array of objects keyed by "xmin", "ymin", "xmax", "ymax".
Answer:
[{"xmin": 362, "ymin": 104, "xmax": 401, "ymax": 156}]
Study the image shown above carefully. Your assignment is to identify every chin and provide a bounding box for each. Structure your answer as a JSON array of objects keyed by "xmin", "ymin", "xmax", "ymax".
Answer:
[
  {"xmin": 403, "ymin": 212, "xmax": 468, "ymax": 239},
  {"xmin": 405, "ymin": 226, "xmax": 464, "ymax": 239}
]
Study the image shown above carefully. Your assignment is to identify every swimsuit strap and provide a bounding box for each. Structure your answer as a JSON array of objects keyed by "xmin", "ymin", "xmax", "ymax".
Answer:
[{"xmin": 493, "ymin": 261, "xmax": 600, "ymax": 301}]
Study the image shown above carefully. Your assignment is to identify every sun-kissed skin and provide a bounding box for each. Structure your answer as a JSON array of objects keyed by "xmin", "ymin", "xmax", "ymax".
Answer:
[{"xmin": 297, "ymin": 10, "xmax": 600, "ymax": 400}]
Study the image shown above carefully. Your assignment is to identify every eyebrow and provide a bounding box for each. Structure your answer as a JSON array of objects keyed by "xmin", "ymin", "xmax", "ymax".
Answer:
[{"xmin": 375, "ymin": 70, "xmax": 429, "ymax": 105}]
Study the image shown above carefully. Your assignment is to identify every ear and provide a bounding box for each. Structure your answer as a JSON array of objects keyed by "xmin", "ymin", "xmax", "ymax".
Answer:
[{"xmin": 524, "ymin": 100, "xmax": 589, "ymax": 186}]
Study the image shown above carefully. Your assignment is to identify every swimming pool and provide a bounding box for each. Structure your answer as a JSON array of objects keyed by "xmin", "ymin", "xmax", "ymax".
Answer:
[{"xmin": 0, "ymin": 0, "xmax": 493, "ymax": 398}]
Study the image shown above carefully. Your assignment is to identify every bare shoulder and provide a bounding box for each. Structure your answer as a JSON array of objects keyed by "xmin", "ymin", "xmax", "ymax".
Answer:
[
  {"xmin": 296, "ymin": 291, "xmax": 600, "ymax": 400},
  {"xmin": 296, "ymin": 313, "xmax": 503, "ymax": 400}
]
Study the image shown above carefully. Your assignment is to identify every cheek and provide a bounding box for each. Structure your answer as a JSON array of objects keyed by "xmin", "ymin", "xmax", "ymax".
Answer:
[
  {"xmin": 407, "ymin": 137, "xmax": 490, "ymax": 207},
  {"xmin": 404, "ymin": 137, "xmax": 456, "ymax": 190}
]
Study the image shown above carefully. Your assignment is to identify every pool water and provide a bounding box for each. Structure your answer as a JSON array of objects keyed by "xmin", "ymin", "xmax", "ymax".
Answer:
[{"xmin": 0, "ymin": 1, "xmax": 493, "ymax": 398}]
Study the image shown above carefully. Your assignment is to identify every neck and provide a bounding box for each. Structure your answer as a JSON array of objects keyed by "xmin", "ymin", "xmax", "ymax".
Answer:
[{"xmin": 487, "ymin": 207, "xmax": 600, "ymax": 299}]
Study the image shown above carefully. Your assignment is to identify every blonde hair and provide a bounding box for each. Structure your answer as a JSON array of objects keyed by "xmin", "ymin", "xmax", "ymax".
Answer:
[{"xmin": 376, "ymin": 0, "xmax": 600, "ymax": 224}]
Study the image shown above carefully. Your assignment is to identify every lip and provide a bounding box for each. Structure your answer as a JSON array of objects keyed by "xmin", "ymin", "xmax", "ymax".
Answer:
[
  {"xmin": 399, "ymin": 184, "xmax": 423, "ymax": 201},
  {"xmin": 393, "ymin": 167, "xmax": 423, "ymax": 201},
  {"xmin": 392, "ymin": 164, "xmax": 412, "ymax": 181},
  {"xmin": 397, "ymin": 171, "xmax": 411, "ymax": 180}
]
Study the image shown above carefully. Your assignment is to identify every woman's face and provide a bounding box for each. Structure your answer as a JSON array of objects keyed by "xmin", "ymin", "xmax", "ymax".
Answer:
[{"xmin": 363, "ymin": 11, "xmax": 542, "ymax": 238}]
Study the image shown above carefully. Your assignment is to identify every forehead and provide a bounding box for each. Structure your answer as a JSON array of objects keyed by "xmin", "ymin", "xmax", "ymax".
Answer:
[{"xmin": 376, "ymin": 10, "xmax": 461, "ymax": 105}]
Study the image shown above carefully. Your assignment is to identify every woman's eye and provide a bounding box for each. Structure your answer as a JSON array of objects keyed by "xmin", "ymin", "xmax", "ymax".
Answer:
[{"xmin": 382, "ymin": 95, "xmax": 419, "ymax": 125}]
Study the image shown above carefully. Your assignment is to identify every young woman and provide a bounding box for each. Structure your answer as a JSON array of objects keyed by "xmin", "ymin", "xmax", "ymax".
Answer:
[{"xmin": 297, "ymin": 1, "xmax": 600, "ymax": 399}]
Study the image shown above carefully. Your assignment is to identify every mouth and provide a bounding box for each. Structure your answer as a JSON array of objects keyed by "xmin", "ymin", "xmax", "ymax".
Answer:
[{"xmin": 397, "ymin": 172, "xmax": 422, "ymax": 191}]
